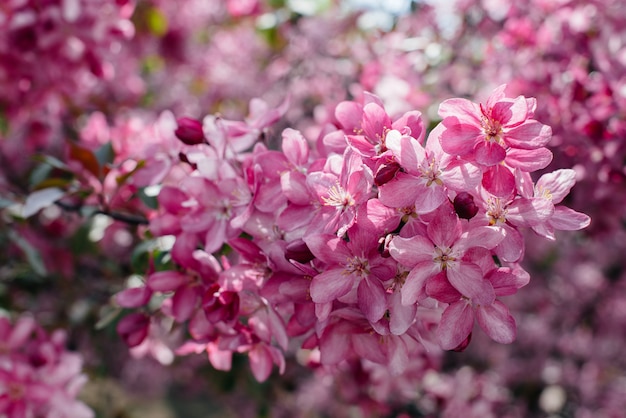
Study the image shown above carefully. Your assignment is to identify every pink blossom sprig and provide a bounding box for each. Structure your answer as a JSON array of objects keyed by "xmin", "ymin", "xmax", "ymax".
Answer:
[
  {"xmin": 0, "ymin": 315, "xmax": 93, "ymax": 418},
  {"xmin": 113, "ymin": 85, "xmax": 589, "ymax": 381}
]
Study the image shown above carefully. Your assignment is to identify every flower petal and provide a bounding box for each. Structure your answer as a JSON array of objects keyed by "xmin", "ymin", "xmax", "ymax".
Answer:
[
  {"xmin": 310, "ymin": 268, "xmax": 354, "ymax": 304},
  {"xmin": 476, "ymin": 300, "xmax": 516, "ymax": 344},
  {"xmin": 437, "ymin": 300, "xmax": 475, "ymax": 350}
]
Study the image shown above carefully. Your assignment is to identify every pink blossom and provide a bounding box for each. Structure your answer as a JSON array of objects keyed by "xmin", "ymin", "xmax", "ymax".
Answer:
[
  {"xmin": 305, "ymin": 225, "xmax": 395, "ymax": 323},
  {"xmin": 389, "ymin": 203, "xmax": 504, "ymax": 307},
  {"xmin": 379, "ymin": 124, "xmax": 481, "ymax": 214},
  {"xmin": 307, "ymin": 149, "xmax": 373, "ymax": 237},
  {"xmin": 439, "ymin": 84, "xmax": 553, "ymax": 196}
]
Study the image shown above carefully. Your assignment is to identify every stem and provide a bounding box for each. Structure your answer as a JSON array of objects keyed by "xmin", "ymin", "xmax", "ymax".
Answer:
[{"xmin": 55, "ymin": 200, "xmax": 149, "ymax": 226}]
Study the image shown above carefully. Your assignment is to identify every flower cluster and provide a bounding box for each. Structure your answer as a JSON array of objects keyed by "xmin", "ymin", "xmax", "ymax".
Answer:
[
  {"xmin": 114, "ymin": 85, "xmax": 589, "ymax": 381},
  {"xmin": 0, "ymin": 316, "xmax": 93, "ymax": 418},
  {"xmin": 0, "ymin": 0, "xmax": 135, "ymax": 114}
]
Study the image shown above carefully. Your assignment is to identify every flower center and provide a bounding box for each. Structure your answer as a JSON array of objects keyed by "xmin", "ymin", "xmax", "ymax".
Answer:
[
  {"xmin": 433, "ymin": 246, "xmax": 456, "ymax": 270},
  {"xmin": 486, "ymin": 196, "xmax": 507, "ymax": 225},
  {"xmin": 420, "ymin": 156, "xmax": 443, "ymax": 187},
  {"xmin": 536, "ymin": 185, "xmax": 553, "ymax": 200},
  {"xmin": 322, "ymin": 184, "xmax": 355, "ymax": 210},
  {"xmin": 480, "ymin": 104, "xmax": 504, "ymax": 144},
  {"xmin": 343, "ymin": 256, "xmax": 370, "ymax": 277}
]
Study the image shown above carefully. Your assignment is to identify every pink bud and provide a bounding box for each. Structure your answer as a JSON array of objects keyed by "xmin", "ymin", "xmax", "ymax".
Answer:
[
  {"xmin": 453, "ymin": 192, "xmax": 479, "ymax": 220},
  {"xmin": 175, "ymin": 117, "xmax": 205, "ymax": 145},
  {"xmin": 117, "ymin": 313, "xmax": 149, "ymax": 347},
  {"xmin": 284, "ymin": 239, "xmax": 314, "ymax": 263},
  {"xmin": 374, "ymin": 161, "xmax": 401, "ymax": 186}
]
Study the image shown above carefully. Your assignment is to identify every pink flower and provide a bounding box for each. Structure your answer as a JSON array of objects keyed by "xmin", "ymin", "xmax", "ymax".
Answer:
[
  {"xmin": 518, "ymin": 169, "xmax": 591, "ymax": 239},
  {"xmin": 389, "ymin": 203, "xmax": 504, "ymax": 306},
  {"xmin": 439, "ymin": 84, "xmax": 553, "ymax": 196},
  {"xmin": 378, "ymin": 124, "xmax": 481, "ymax": 214},
  {"xmin": 307, "ymin": 149, "xmax": 373, "ymax": 237},
  {"xmin": 304, "ymin": 225, "xmax": 395, "ymax": 323}
]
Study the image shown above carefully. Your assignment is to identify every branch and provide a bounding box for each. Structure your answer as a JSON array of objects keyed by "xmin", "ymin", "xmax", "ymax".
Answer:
[{"xmin": 55, "ymin": 201, "xmax": 150, "ymax": 226}]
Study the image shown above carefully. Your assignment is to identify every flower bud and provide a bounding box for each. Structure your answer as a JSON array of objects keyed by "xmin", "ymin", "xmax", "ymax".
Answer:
[
  {"xmin": 175, "ymin": 117, "xmax": 205, "ymax": 145},
  {"xmin": 453, "ymin": 192, "xmax": 479, "ymax": 220},
  {"xmin": 284, "ymin": 239, "xmax": 315, "ymax": 263},
  {"xmin": 374, "ymin": 161, "xmax": 401, "ymax": 186}
]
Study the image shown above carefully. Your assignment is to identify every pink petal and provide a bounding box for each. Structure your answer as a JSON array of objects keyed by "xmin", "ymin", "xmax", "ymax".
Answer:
[
  {"xmin": 352, "ymin": 333, "xmax": 387, "ymax": 364},
  {"xmin": 506, "ymin": 197, "xmax": 554, "ymax": 227},
  {"xmin": 335, "ymin": 101, "xmax": 363, "ymax": 132},
  {"xmin": 386, "ymin": 336, "xmax": 410, "ymax": 376},
  {"xmin": 172, "ymin": 286, "xmax": 198, "ymax": 322},
  {"xmin": 204, "ymin": 219, "xmax": 228, "ymax": 253},
  {"xmin": 266, "ymin": 305, "xmax": 289, "ymax": 351},
  {"xmin": 158, "ymin": 186, "xmax": 190, "ymax": 215},
  {"xmin": 347, "ymin": 134, "xmax": 377, "ymax": 157},
  {"xmin": 482, "ymin": 164, "xmax": 516, "ymax": 198},
  {"xmin": 550, "ymin": 206, "xmax": 591, "ymax": 230},
  {"xmin": 474, "ymin": 141, "xmax": 506, "ymax": 166},
  {"xmin": 504, "ymin": 120, "xmax": 551, "ymax": 149},
  {"xmin": 425, "ymin": 271, "xmax": 462, "ymax": 303},
  {"xmin": 148, "ymin": 271, "xmax": 188, "ymax": 291},
  {"xmin": 491, "ymin": 95, "xmax": 528, "ymax": 127},
  {"xmin": 437, "ymin": 300, "xmax": 475, "ymax": 350},
  {"xmin": 310, "ymin": 268, "xmax": 354, "ymax": 304},
  {"xmin": 439, "ymin": 98, "xmax": 482, "ymax": 124},
  {"xmin": 495, "ymin": 225, "xmax": 525, "ymax": 262},
  {"xmin": 426, "ymin": 203, "xmax": 461, "ymax": 248},
  {"xmin": 114, "ymin": 286, "xmax": 152, "ymax": 308},
  {"xmin": 386, "ymin": 132, "xmax": 425, "ymax": 174},
  {"xmin": 440, "ymin": 121, "xmax": 481, "ymax": 156},
  {"xmin": 358, "ymin": 276, "xmax": 387, "ymax": 323},
  {"xmin": 389, "ymin": 235, "xmax": 434, "ymax": 268},
  {"xmin": 304, "ymin": 234, "xmax": 351, "ymax": 265},
  {"xmin": 440, "ymin": 160, "xmax": 482, "ymax": 191},
  {"xmin": 116, "ymin": 314, "xmax": 149, "ymax": 347},
  {"xmin": 505, "ymin": 147, "xmax": 553, "ymax": 171},
  {"xmin": 487, "ymin": 268, "xmax": 529, "ymax": 296},
  {"xmin": 358, "ymin": 199, "xmax": 401, "ymax": 234},
  {"xmin": 455, "ymin": 225, "xmax": 505, "ymax": 253},
  {"xmin": 401, "ymin": 262, "xmax": 438, "ymax": 305},
  {"xmin": 282, "ymin": 128, "xmax": 309, "ymax": 166},
  {"xmin": 362, "ymin": 102, "xmax": 392, "ymax": 141},
  {"xmin": 392, "ymin": 110, "xmax": 425, "ymax": 142},
  {"xmin": 378, "ymin": 172, "xmax": 421, "ymax": 208},
  {"xmin": 248, "ymin": 344, "xmax": 274, "ymax": 382},
  {"xmin": 414, "ymin": 183, "xmax": 447, "ymax": 214},
  {"xmin": 319, "ymin": 321, "xmax": 357, "ymax": 365},
  {"xmin": 536, "ymin": 169, "xmax": 576, "ymax": 204},
  {"xmin": 280, "ymin": 170, "xmax": 310, "ymax": 205},
  {"xmin": 476, "ymin": 300, "xmax": 516, "ymax": 344},
  {"xmin": 9, "ymin": 316, "xmax": 36, "ymax": 349},
  {"xmin": 484, "ymin": 85, "xmax": 508, "ymax": 109},
  {"xmin": 388, "ymin": 289, "xmax": 417, "ymax": 335},
  {"xmin": 447, "ymin": 262, "xmax": 495, "ymax": 305},
  {"xmin": 207, "ymin": 343, "xmax": 233, "ymax": 371}
]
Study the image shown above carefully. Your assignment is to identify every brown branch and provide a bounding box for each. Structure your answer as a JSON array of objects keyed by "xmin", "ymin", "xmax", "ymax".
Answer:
[{"xmin": 55, "ymin": 200, "xmax": 150, "ymax": 226}]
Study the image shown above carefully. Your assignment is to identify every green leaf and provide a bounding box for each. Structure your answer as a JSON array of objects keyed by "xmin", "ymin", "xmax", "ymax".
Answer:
[
  {"xmin": 8, "ymin": 230, "xmax": 47, "ymax": 276},
  {"xmin": 131, "ymin": 239, "xmax": 158, "ymax": 272},
  {"xmin": 0, "ymin": 113, "xmax": 8, "ymax": 136},
  {"xmin": 138, "ymin": 187, "xmax": 159, "ymax": 210},
  {"xmin": 29, "ymin": 163, "xmax": 53, "ymax": 188},
  {"xmin": 94, "ymin": 141, "xmax": 115, "ymax": 167},
  {"xmin": 95, "ymin": 306, "xmax": 123, "ymax": 330}
]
